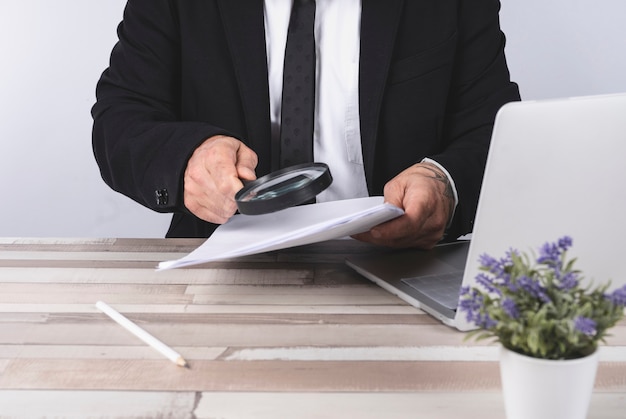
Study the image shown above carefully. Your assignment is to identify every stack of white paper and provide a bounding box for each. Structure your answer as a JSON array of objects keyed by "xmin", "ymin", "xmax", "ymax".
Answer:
[{"xmin": 158, "ymin": 196, "xmax": 403, "ymax": 270}]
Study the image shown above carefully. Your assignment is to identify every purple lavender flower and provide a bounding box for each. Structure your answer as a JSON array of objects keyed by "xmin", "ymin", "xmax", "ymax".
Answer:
[
  {"xmin": 537, "ymin": 242, "xmax": 559, "ymax": 265},
  {"xmin": 463, "ymin": 237, "xmax": 626, "ymax": 359},
  {"xmin": 459, "ymin": 287, "xmax": 497, "ymax": 329},
  {"xmin": 479, "ymin": 314, "xmax": 498, "ymax": 330},
  {"xmin": 476, "ymin": 273, "xmax": 502, "ymax": 296},
  {"xmin": 558, "ymin": 236, "xmax": 573, "ymax": 251},
  {"xmin": 479, "ymin": 253, "xmax": 503, "ymax": 275},
  {"xmin": 459, "ymin": 287, "xmax": 482, "ymax": 322},
  {"xmin": 558, "ymin": 271, "xmax": 579, "ymax": 291},
  {"xmin": 537, "ymin": 236, "xmax": 573, "ymax": 265},
  {"xmin": 574, "ymin": 316, "xmax": 597, "ymax": 336},
  {"xmin": 478, "ymin": 251, "xmax": 515, "ymax": 285},
  {"xmin": 502, "ymin": 298, "xmax": 519, "ymax": 319},
  {"xmin": 517, "ymin": 275, "xmax": 552, "ymax": 303},
  {"xmin": 606, "ymin": 285, "xmax": 626, "ymax": 307}
]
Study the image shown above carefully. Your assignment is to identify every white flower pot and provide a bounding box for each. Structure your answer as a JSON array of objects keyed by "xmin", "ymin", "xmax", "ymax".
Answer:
[{"xmin": 499, "ymin": 346, "xmax": 599, "ymax": 419}]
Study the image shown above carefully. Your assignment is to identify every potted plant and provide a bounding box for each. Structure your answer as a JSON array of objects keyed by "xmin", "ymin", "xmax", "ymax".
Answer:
[{"xmin": 460, "ymin": 236, "xmax": 626, "ymax": 419}]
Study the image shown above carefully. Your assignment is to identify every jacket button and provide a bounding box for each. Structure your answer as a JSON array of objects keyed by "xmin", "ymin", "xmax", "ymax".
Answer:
[{"xmin": 155, "ymin": 189, "xmax": 169, "ymax": 206}]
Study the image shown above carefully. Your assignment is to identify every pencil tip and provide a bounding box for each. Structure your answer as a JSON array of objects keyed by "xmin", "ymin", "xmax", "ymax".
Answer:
[{"xmin": 176, "ymin": 357, "xmax": 189, "ymax": 368}]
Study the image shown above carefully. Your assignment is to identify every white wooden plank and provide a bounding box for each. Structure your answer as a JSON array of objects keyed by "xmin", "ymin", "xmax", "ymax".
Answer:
[
  {"xmin": 225, "ymin": 345, "xmax": 499, "ymax": 361},
  {"xmin": 0, "ymin": 390, "xmax": 198, "ymax": 419},
  {"xmin": 193, "ymin": 392, "xmax": 626, "ymax": 419},
  {"xmin": 222, "ymin": 345, "xmax": 626, "ymax": 362},
  {"xmin": 194, "ymin": 392, "xmax": 507, "ymax": 419}
]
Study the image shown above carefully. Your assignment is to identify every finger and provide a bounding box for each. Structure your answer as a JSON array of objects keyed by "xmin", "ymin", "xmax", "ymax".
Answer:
[
  {"xmin": 354, "ymin": 215, "xmax": 424, "ymax": 248},
  {"xmin": 353, "ymin": 223, "xmax": 441, "ymax": 249},
  {"xmin": 202, "ymin": 138, "xmax": 251, "ymax": 194},
  {"xmin": 235, "ymin": 143, "xmax": 258, "ymax": 181},
  {"xmin": 205, "ymin": 140, "xmax": 242, "ymax": 183}
]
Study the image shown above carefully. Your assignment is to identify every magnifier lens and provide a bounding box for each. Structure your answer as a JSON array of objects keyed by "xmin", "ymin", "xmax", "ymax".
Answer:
[
  {"xmin": 242, "ymin": 174, "xmax": 311, "ymax": 202},
  {"xmin": 235, "ymin": 163, "xmax": 332, "ymax": 215}
]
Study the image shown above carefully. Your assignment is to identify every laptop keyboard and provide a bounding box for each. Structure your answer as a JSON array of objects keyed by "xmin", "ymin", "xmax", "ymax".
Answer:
[{"xmin": 400, "ymin": 271, "xmax": 463, "ymax": 311}]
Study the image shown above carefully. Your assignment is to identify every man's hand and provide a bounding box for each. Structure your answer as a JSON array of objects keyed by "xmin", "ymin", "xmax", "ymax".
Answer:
[
  {"xmin": 183, "ymin": 135, "xmax": 258, "ymax": 224},
  {"xmin": 353, "ymin": 162, "xmax": 455, "ymax": 249}
]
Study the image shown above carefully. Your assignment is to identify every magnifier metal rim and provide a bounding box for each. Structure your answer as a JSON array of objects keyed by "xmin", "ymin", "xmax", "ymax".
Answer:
[{"xmin": 235, "ymin": 163, "xmax": 332, "ymax": 215}]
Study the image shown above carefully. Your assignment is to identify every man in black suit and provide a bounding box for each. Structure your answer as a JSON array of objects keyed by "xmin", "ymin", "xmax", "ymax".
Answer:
[{"xmin": 92, "ymin": 0, "xmax": 520, "ymax": 248}]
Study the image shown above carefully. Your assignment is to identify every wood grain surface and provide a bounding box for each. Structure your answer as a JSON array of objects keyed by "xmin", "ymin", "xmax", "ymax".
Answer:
[{"xmin": 0, "ymin": 238, "xmax": 624, "ymax": 418}]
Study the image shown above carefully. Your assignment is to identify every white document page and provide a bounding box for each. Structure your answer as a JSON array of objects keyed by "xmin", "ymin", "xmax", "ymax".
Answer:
[{"xmin": 158, "ymin": 196, "xmax": 403, "ymax": 270}]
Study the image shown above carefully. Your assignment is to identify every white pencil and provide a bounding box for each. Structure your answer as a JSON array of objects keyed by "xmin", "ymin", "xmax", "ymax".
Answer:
[{"xmin": 95, "ymin": 300, "xmax": 188, "ymax": 368}]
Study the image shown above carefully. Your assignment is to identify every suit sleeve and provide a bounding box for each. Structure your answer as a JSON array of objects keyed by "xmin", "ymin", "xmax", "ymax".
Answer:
[
  {"xmin": 430, "ymin": 0, "xmax": 520, "ymax": 237},
  {"xmin": 91, "ymin": 0, "xmax": 231, "ymax": 213}
]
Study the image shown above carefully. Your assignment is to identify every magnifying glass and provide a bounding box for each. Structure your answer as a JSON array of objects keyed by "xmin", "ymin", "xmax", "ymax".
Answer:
[{"xmin": 235, "ymin": 163, "xmax": 333, "ymax": 215}]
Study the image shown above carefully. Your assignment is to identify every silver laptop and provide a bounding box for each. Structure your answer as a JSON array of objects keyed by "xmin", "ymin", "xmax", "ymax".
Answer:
[{"xmin": 346, "ymin": 93, "xmax": 626, "ymax": 330}]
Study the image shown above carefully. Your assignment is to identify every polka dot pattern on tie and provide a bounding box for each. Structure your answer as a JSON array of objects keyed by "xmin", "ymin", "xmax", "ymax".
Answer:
[{"xmin": 280, "ymin": 0, "xmax": 316, "ymax": 168}]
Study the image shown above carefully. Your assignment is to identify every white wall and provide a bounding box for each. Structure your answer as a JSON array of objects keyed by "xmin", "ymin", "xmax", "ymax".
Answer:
[
  {"xmin": 0, "ymin": 0, "xmax": 171, "ymax": 238},
  {"xmin": 1, "ymin": 0, "xmax": 625, "ymax": 238},
  {"xmin": 500, "ymin": 0, "xmax": 626, "ymax": 100}
]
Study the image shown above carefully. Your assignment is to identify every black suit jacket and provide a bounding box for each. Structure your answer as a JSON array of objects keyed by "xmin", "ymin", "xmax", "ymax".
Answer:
[{"xmin": 92, "ymin": 0, "xmax": 520, "ymax": 238}]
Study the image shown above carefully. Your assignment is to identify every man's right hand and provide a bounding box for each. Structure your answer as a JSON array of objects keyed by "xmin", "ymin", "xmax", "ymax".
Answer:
[{"xmin": 183, "ymin": 135, "xmax": 258, "ymax": 224}]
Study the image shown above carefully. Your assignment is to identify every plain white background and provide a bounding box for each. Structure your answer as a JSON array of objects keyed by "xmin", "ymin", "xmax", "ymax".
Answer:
[{"xmin": 1, "ymin": 0, "xmax": 625, "ymax": 238}]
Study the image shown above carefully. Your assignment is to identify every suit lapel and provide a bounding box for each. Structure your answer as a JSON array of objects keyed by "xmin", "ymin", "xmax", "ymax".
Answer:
[
  {"xmin": 359, "ymin": 0, "xmax": 404, "ymax": 191},
  {"xmin": 217, "ymin": 0, "xmax": 272, "ymax": 175}
]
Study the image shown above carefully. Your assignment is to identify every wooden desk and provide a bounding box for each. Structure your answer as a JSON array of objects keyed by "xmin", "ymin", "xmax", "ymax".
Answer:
[{"xmin": 0, "ymin": 238, "xmax": 624, "ymax": 418}]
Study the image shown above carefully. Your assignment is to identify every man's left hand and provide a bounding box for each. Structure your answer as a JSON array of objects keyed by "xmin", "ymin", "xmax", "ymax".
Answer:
[{"xmin": 352, "ymin": 162, "xmax": 455, "ymax": 249}]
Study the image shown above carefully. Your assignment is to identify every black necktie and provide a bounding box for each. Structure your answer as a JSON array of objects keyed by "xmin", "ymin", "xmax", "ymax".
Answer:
[{"xmin": 279, "ymin": 0, "xmax": 316, "ymax": 169}]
